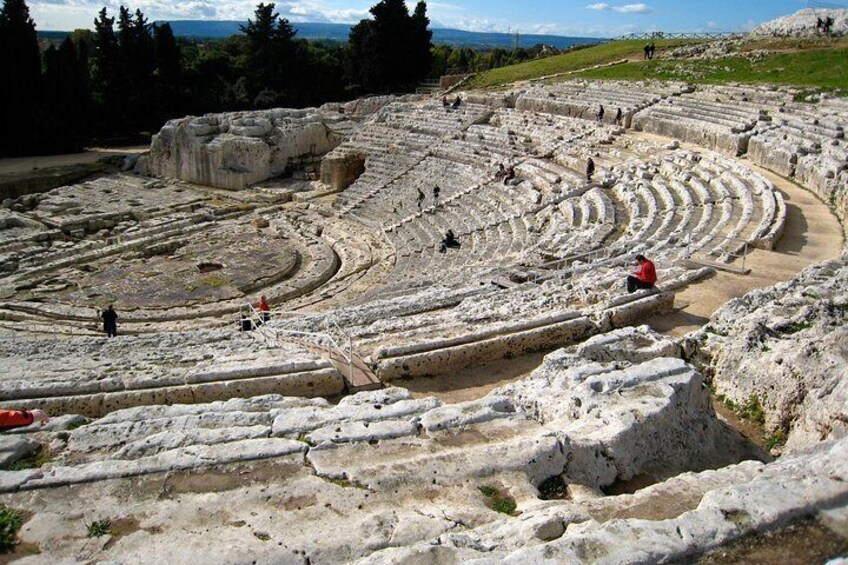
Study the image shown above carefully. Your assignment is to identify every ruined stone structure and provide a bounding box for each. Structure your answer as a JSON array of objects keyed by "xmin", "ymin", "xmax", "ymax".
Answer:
[{"xmin": 0, "ymin": 46, "xmax": 846, "ymax": 563}]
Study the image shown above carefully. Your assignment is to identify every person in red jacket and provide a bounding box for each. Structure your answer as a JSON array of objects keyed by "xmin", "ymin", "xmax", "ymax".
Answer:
[
  {"xmin": 0, "ymin": 409, "xmax": 49, "ymax": 430},
  {"xmin": 258, "ymin": 295, "xmax": 271, "ymax": 324},
  {"xmin": 627, "ymin": 254, "xmax": 657, "ymax": 293}
]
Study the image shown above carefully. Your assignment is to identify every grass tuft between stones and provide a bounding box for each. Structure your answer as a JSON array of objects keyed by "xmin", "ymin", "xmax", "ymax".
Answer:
[
  {"xmin": 479, "ymin": 485, "xmax": 519, "ymax": 516},
  {"xmin": 86, "ymin": 519, "xmax": 112, "ymax": 538},
  {"xmin": 0, "ymin": 505, "xmax": 24, "ymax": 552}
]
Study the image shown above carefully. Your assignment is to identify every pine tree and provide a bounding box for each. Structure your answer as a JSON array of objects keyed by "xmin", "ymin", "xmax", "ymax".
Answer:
[
  {"xmin": 92, "ymin": 7, "xmax": 122, "ymax": 135},
  {"xmin": 153, "ymin": 22, "xmax": 182, "ymax": 122},
  {"xmin": 0, "ymin": 0, "xmax": 41, "ymax": 155},
  {"xmin": 241, "ymin": 2, "xmax": 298, "ymax": 107},
  {"xmin": 347, "ymin": 0, "xmax": 433, "ymax": 94}
]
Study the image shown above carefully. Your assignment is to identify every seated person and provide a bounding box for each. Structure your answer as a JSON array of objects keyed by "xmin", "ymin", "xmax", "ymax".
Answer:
[
  {"xmin": 451, "ymin": 96, "xmax": 461, "ymax": 109},
  {"xmin": 627, "ymin": 254, "xmax": 657, "ymax": 293},
  {"xmin": 502, "ymin": 166, "xmax": 516, "ymax": 185},
  {"xmin": 0, "ymin": 409, "xmax": 49, "ymax": 430},
  {"xmin": 494, "ymin": 164, "xmax": 507, "ymax": 180},
  {"xmin": 439, "ymin": 229, "xmax": 461, "ymax": 253}
]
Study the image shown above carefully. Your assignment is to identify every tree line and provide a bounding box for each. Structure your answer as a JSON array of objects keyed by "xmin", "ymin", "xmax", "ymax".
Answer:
[{"xmin": 0, "ymin": 0, "xmax": 558, "ymax": 158}]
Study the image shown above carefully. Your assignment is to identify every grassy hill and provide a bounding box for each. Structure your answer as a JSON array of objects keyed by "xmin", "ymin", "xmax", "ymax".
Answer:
[{"xmin": 464, "ymin": 37, "xmax": 848, "ymax": 92}]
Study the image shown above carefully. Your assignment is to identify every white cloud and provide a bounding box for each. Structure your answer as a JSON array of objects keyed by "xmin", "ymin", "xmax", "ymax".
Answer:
[
  {"xmin": 613, "ymin": 3, "xmax": 652, "ymax": 14},
  {"xmin": 586, "ymin": 2, "xmax": 652, "ymax": 14}
]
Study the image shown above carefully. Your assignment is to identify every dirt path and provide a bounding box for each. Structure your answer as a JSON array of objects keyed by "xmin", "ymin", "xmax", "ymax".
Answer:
[{"xmin": 0, "ymin": 146, "xmax": 147, "ymax": 175}]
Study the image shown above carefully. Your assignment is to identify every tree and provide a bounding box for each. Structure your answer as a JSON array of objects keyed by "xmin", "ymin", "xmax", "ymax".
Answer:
[
  {"xmin": 0, "ymin": 0, "xmax": 41, "ymax": 155},
  {"xmin": 91, "ymin": 7, "xmax": 122, "ymax": 134},
  {"xmin": 240, "ymin": 2, "xmax": 298, "ymax": 107},
  {"xmin": 153, "ymin": 22, "xmax": 183, "ymax": 122},
  {"xmin": 347, "ymin": 0, "xmax": 432, "ymax": 94},
  {"xmin": 39, "ymin": 38, "xmax": 90, "ymax": 152}
]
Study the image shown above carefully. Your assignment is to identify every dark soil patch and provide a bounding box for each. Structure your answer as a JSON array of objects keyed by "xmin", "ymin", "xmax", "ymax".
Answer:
[
  {"xmin": 692, "ymin": 517, "xmax": 848, "ymax": 564},
  {"xmin": 538, "ymin": 475, "xmax": 570, "ymax": 500},
  {"xmin": 601, "ymin": 473, "xmax": 656, "ymax": 496}
]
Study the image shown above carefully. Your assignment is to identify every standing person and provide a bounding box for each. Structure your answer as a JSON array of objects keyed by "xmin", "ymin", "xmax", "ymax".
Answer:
[
  {"xmin": 101, "ymin": 305, "xmax": 118, "ymax": 338},
  {"xmin": 258, "ymin": 295, "xmax": 271, "ymax": 323},
  {"xmin": 452, "ymin": 96, "xmax": 461, "ymax": 109},
  {"xmin": 442, "ymin": 96, "xmax": 450, "ymax": 109},
  {"xmin": 643, "ymin": 43, "xmax": 650, "ymax": 60},
  {"xmin": 596, "ymin": 104, "xmax": 605, "ymax": 123},
  {"xmin": 433, "ymin": 185, "xmax": 441, "ymax": 205},
  {"xmin": 586, "ymin": 158, "xmax": 595, "ymax": 182},
  {"xmin": 626, "ymin": 254, "xmax": 658, "ymax": 293},
  {"xmin": 615, "ymin": 107, "xmax": 623, "ymax": 126},
  {"xmin": 649, "ymin": 43, "xmax": 656, "ymax": 60},
  {"xmin": 0, "ymin": 409, "xmax": 49, "ymax": 430},
  {"xmin": 417, "ymin": 187, "xmax": 425, "ymax": 210}
]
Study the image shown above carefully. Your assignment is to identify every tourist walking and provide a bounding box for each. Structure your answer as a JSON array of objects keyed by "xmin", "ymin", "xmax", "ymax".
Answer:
[
  {"xmin": 433, "ymin": 185, "xmax": 441, "ymax": 205},
  {"xmin": 596, "ymin": 104, "xmax": 605, "ymax": 123},
  {"xmin": 615, "ymin": 107, "xmax": 623, "ymax": 126},
  {"xmin": 648, "ymin": 43, "xmax": 656, "ymax": 60},
  {"xmin": 0, "ymin": 409, "xmax": 49, "ymax": 430},
  {"xmin": 586, "ymin": 158, "xmax": 595, "ymax": 182},
  {"xmin": 643, "ymin": 43, "xmax": 650, "ymax": 60},
  {"xmin": 417, "ymin": 187, "xmax": 425, "ymax": 210},
  {"xmin": 626, "ymin": 254, "xmax": 658, "ymax": 293},
  {"xmin": 101, "ymin": 305, "xmax": 118, "ymax": 338}
]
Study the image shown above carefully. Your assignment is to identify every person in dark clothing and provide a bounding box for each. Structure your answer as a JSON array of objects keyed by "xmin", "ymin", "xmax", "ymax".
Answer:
[
  {"xmin": 817, "ymin": 17, "xmax": 824, "ymax": 34},
  {"xmin": 503, "ymin": 166, "xmax": 516, "ymax": 185},
  {"xmin": 596, "ymin": 104, "xmax": 605, "ymax": 123},
  {"xmin": 615, "ymin": 107, "xmax": 623, "ymax": 126},
  {"xmin": 648, "ymin": 43, "xmax": 656, "ymax": 60},
  {"xmin": 101, "ymin": 305, "xmax": 118, "ymax": 338},
  {"xmin": 825, "ymin": 16, "xmax": 834, "ymax": 35},
  {"xmin": 442, "ymin": 96, "xmax": 450, "ymax": 109},
  {"xmin": 417, "ymin": 187, "xmax": 425, "ymax": 210},
  {"xmin": 627, "ymin": 254, "xmax": 658, "ymax": 293},
  {"xmin": 433, "ymin": 185, "xmax": 441, "ymax": 204},
  {"xmin": 439, "ymin": 229, "xmax": 461, "ymax": 253},
  {"xmin": 495, "ymin": 164, "xmax": 507, "ymax": 180},
  {"xmin": 452, "ymin": 96, "xmax": 461, "ymax": 109},
  {"xmin": 586, "ymin": 158, "xmax": 595, "ymax": 182},
  {"xmin": 643, "ymin": 43, "xmax": 650, "ymax": 60}
]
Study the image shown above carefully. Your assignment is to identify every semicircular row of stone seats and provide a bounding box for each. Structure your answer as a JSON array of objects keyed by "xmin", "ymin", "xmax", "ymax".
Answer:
[
  {"xmin": 515, "ymin": 80, "xmax": 692, "ymax": 128},
  {"xmin": 0, "ymin": 329, "xmax": 346, "ymax": 418}
]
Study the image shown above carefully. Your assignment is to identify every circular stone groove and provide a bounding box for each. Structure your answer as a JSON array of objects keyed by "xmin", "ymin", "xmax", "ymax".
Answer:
[{"xmin": 49, "ymin": 224, "xmax": 300, "ymax": 309}]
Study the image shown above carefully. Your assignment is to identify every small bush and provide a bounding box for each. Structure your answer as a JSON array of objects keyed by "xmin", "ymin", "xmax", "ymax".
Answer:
[
  {"xmin": 86, "ymin": 520, "xmax": 112, "ymax": 538},
  {"xmin": 779, "ymin": 321, "xmax": 813, "ymax": 335},
  {"xmin": 0, "ymin": 505, "xmax": 24, "ymax": 552}
]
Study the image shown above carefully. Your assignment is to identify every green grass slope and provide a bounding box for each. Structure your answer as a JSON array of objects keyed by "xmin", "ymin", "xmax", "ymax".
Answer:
[
  {"xmin": 464, "ymin": 39, "xmax": 701, "ymax": 89},
  {"xmin": 465, "ymin": 38, "xmax": 848, "ymax": 93}
]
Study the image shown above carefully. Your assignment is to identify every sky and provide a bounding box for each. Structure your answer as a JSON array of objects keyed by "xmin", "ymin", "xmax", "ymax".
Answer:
[{"xmin": 28, "ymin": 0, "xmax": 822, "ymax": 37}]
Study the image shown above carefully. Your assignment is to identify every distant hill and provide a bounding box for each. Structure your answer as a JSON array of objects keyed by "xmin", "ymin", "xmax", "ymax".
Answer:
[{"xmin": 157, "ymin": 20, "xmax": 603, "ymax": 49}]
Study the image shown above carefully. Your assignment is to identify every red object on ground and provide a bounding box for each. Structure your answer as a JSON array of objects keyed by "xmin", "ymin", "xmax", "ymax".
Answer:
[{"xmin": 0, "ymin": 410, "xmax": 34, "ymax": 430}]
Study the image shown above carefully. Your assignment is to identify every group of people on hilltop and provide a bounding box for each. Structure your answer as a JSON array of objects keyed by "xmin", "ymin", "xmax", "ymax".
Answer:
[
  {"xmin": 817, "ymin": 16, "xmax": 835, "ymax": 36},
  {"xmin": 643, "ymin": 43, "xmax": 656, "ymax": 60}
]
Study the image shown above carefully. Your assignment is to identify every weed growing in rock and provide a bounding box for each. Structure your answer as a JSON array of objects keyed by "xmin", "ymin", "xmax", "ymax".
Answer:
[
  {"xmin": 741, "ymin": 395, "xmax": 766, "ymax": 425},
  {"xmin": 765, "ymin": 429, "xmax": 787, "ymax": 450},
  {"xmin": 0, "ymin": 505, "xmax": 24, "ymax": 552},
  {"xmin": 479, "ymin": 485, "xmax": 518, "ymax": 516},
  {"xmin": 86, "ymin": 520, "xmax": 112, "ymax": 538},
  {"xmin": 0, "ymin": 446, "xmax": 53, "ymax": 471},
  {"xmin": 779, "ymin": 321, "xmax": 813, "ymax": 334},
  {"xmin": 296, "ymin": 434, "xmax": 315, "ymax": 447},
  {"xmin": 704, "ymin": 325, "xmax": 728, "ymax": 337},
  {"xmin": 324, "ymin": 476, "xmax": 368, "ymax": 490}
]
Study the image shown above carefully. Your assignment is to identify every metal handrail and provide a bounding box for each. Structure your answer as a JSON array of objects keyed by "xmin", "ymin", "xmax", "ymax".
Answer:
[{"xmin": 239, "ymin": 304, "xmax": 355, "ymax": 382}]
